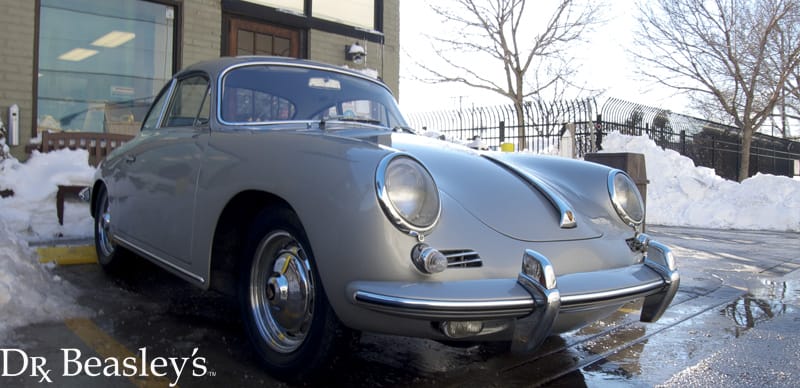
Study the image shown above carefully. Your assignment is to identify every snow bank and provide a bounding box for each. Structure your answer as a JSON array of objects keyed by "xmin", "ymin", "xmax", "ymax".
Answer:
[
  {"xmin": 0, "ymin": 148, "xmax": 94, "ymax": 340},
  {"xmin": 0, "ymin": 149, "xmax": 95, "ymax": 239},
  {"xmin": 0, "ymin": 223, "xmax": 89, "ymax": 339},
  {"xmin": 600, "ymin": 132, "xmax": 800, "ymax": 232}
]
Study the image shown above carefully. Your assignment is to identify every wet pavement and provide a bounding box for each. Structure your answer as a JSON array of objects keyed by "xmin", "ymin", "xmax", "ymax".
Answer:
[{"xmin": 2, "ymin": 226, "xmax": 799, "ymax": 387}]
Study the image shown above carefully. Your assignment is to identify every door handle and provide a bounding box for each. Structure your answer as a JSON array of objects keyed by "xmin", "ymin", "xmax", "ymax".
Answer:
[{"xmin": 125, "ymin": 155, "xmax": 137, "ymax": 164}]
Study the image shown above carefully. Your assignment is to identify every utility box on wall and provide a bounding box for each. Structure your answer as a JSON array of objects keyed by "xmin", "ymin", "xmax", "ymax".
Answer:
[{"xmin": 7, "ymin": 104, "xmax": 19, "ymax": 146}]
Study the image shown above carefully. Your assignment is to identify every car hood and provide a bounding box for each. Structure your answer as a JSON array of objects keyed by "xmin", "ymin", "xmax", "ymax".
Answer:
[{"xmin": 386, "ymin": 134, "xmax": 604, "ymax": 242}]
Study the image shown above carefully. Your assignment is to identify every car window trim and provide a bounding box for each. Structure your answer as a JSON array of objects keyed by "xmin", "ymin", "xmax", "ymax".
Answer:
[
  {"xmin": 141, "ymin": 79, "xmax": 177, "ymax": 131},
  {"xmin": 194, "ymin": 86, "xmax": 212, "ymax": 128},
  {"xmin": 216, "ymin": 61, "xmax": 393, "ymax": 127},
  {"xmin": 163, "ymin": 72, "xmax": 211, "ymax": 129}
]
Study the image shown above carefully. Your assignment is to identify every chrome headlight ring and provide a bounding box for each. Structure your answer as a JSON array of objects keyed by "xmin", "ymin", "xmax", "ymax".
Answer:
[
  {"xmin": 608, "ymin": 170, "xmax": 645, "ymax": 227},
  {"xmin": 376, "ymin": 153, "xmax": 441, "ymax": 234}
]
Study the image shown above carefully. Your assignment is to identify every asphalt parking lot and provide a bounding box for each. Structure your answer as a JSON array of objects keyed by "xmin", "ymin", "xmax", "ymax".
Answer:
[{"xmin": 3, "ymin": 226, "xmax": 799, "ymax": 387}]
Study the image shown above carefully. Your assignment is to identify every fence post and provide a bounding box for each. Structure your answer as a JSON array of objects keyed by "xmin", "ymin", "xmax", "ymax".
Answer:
[
  {"xmin": 712, "ymin": 135, "xmax": 716, "ymax": 169},
  {"xmin": 680, "ymin": 130, "xmax": 686, "ymax": 155},
  {"xmin": 499, "ymin": 120, "xmax": 505, "ymax": 143},
  {"xmin": 595, "ymin": 114, "xmax": 603, "ymax": 151}
]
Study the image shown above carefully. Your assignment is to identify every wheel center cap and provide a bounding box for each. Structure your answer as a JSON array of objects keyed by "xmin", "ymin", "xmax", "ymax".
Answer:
[
  {"xmin": 266, "ymin": 252, "xmax": 311, "ymax": 331},
  {"xmin": 267, "ymin": 275, "xmax": 290, "ymax": 303}
]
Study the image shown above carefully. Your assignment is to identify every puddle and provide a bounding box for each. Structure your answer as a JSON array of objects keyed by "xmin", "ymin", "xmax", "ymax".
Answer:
[
  {"xmin": 533, "ymin": 276, "xmax": 800, "ymax": 387},
  {"xmin": 721, "ymin": 279, "xmax": 798, "ymax": 336}
]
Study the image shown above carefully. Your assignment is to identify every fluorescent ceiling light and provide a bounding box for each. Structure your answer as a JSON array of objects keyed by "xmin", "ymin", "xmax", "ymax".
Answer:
[
  {"xmin": 92, "ymin": 31, "xmax": 135, "ymax": 48},
  {"xmin": 58, "ymin": 48, "xmax": 98, "ymax": 61}
]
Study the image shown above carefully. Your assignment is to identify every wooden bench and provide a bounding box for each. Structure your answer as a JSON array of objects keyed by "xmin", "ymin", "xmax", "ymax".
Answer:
[
  {"xmin": 37, "ymin": 131, "xmax": 134, "ymax": 225},
  {"xmin": 40, "ymin": 131, "xmax": 133, "ymax": 167}
]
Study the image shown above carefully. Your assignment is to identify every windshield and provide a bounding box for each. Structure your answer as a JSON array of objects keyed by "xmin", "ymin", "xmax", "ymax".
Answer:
[{"xmin": 219, "ymin": 64, "xmax": 408, "ymax": 128}]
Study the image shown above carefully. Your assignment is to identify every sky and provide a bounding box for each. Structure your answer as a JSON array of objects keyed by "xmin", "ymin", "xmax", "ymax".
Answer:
[
  {"xmin": 397, "ymin": 1, "xmax": 691, "ymax": 114},
  {"xmin": 1, "ymin": 132, "xmax": 798, "ymax": 339}
]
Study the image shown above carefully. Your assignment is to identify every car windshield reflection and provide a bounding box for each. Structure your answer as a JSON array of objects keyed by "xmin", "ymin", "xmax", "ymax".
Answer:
[{"xmin": 219, "ymin": 64, "xmax": 408, "ymax": 129}]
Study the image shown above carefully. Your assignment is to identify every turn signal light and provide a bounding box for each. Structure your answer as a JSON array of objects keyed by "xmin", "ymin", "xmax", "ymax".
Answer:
[{"xmin": 411, "ymin": 244, "xmax": 447, "ymax": 274}]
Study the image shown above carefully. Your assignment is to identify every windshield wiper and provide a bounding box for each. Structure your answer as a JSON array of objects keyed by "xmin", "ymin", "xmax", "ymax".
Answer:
[
  {"xmin": 392, "ymin": 125, "xmax": 417, "ymax": 134},
  {"xmin": 320, "ymin": 116, "xmax": 382, "ymax": 128}
]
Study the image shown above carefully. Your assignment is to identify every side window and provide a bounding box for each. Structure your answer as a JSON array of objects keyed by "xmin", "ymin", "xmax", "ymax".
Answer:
[
  {"xmin": 164, "ymin": 75, "xmax": 210, "ymax": 127},
  {"xmin": 141, "ymin": 81, "xmax": 173, "ymax": 131},
  {"xmin": 196, "ymin": 88, "xmax": 211, "ymax": 126}
]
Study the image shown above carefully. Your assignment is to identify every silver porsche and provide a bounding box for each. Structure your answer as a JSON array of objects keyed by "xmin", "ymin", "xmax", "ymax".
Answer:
[{"xmin": 89, "ymin": 57, "xmax": 679, "ymax": 379}]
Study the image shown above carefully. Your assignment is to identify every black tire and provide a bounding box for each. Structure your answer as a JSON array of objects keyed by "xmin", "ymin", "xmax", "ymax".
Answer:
[
  {"xmin": 238, "ymin": 206, "xmax": 346, "ymax": 381},
  {"xmin": 93, "ymin": 186, "xmax": 129, "ymax": 272}
]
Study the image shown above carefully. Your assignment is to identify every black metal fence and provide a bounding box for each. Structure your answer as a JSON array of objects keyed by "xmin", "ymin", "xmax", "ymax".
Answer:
[
  {"xmin": 405, "ymin": 99, "xmax": 599, "ymax": 156},
  {"xmin": 405, "ymin": 97, "xmax": 800, "ymax": 181}
]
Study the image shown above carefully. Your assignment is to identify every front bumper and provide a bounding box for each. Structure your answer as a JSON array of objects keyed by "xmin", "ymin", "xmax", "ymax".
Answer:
[{"xmin": 349, "ymin": 233, "xmax": 679, "ymax": 352}]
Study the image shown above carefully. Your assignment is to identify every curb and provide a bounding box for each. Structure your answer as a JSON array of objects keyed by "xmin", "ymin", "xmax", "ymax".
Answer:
[{"xmin": 37, "ymin": 245, "xmax": 98, "ymax": 265}]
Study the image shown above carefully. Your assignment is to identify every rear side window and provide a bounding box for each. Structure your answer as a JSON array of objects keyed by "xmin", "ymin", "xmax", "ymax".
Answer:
[{"xmin": 164, "ymin": 75, "xmax": 210, "ymax": 127}]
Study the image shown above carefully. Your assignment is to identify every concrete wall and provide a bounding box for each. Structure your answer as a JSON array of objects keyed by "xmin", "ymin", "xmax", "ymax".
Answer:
[
  {"xmin": 181, "ymin": 0, "xmax": 222, "ymax": 69},
  {"xmin": 0, "ymin": 0, "xmax": 36, "ymax": 159},
  {"xmin": 308, "ymin": 0, "xmax": 400, "ymax": 97}
]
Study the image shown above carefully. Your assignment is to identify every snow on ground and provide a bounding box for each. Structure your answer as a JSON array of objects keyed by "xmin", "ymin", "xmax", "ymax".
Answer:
[
  {"xmin": 600, "ymin": 132, "xmax": 800, "ymax": 232},
  {"xmin": 0, "ymin": 148, "xmax": 94, "ymax": 340},
  {"xmin": 0, "ymin": 226, "xmax": 89, "ymax": 338}
]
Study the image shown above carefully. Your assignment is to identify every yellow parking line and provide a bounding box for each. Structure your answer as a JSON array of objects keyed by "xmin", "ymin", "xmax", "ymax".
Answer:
[
  {"xmin": 618, "ymin": 307, "xmax": 639, "ymax": 315},
  {"xmin": 64, "ymin": 318, "xmax": 175, "ymax": 388},
  {"xmin": 37, "ymin": 245, "xmax": 97, "ymax": 265}
]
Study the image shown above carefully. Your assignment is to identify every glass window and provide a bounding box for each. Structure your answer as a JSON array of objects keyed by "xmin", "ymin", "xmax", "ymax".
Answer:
[
  {"xmin": 242, "ymin": 0, "xmax": 304, "ymax": 14},
  {"xmin": 141, "ymin": 81, "xmax": 173, "ymax": 131},
  {"xmin": 220, "ymin": 65, "xmax": 406, "ymax": 128},
  {"xmin": 164, "ymin": 76, "xmax": 209, "ymax": 127},
  {"xmin": 37, "ymin": 0, "xmax": 175, "ymax": 134},
  {"xmin": 313, "ymin": 0, "xmax": 375, "ymax": 30}
]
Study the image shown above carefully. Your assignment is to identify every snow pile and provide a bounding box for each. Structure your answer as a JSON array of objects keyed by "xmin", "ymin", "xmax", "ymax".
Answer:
[
  {"xmin": 600, "ymin": 132, "xmax": 800, "ymax": 232},
  {"xmin": 0, "ymin": 148, "xmax": 94, "ymax": 340},
  {"xmin": 0, "ymin": 149, "xmax": 95, "ymax": 239},
  {"xmin": 0, "ymin": 223, "xmax": 89, "ymax": 338}
]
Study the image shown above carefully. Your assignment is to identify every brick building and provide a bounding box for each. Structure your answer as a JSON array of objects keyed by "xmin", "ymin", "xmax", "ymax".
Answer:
[{"xmin": 0, "ymin": 0, "xmax": 399, "ymax": 159}]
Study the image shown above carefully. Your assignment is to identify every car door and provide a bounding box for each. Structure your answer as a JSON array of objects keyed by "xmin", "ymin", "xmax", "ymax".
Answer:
[{"xmin": 113, "ymin": 73, "xmax": 211, "ymax": 268}]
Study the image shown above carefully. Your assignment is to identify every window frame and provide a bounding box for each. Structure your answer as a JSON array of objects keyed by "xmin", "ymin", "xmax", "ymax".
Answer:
[
  {"xmin": 221, "ymin": 0, "xmax": 385, "ymax": 60},
  {"xmin": 141, "ymin": 79, "xmax": 177, "ymax": 131},
  {"xmin": 163, "ymin": 73, "xmax": 211, "ymax": 128}
]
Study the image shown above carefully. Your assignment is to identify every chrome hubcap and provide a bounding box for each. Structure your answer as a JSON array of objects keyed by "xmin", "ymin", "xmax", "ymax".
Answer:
[
  {"xmin": 97, "ymin": 198, "xmax": 115, "ymax": 257},
  {"xmin": 250, "ymin": 231, "xmax": 314, "ymax": 353}
]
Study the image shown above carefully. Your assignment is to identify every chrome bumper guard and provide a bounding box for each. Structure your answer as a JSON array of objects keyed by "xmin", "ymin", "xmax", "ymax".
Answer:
[
  {"xmin": 351, "ymin": 234, "xmax": 679, "ymax": 352},
  {"xmin": 511, "ymin": 234, "xmax": 679, "ymax": 351}
]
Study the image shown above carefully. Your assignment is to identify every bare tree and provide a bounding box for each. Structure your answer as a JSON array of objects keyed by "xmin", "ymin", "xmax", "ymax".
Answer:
[
  {"xmin": 776, "ymin": 61, "xmax": 800, "ymax": 138},
  {"xmin": 634, "ymin": 0, "xmax": 800, "ymax": 181},
  {"xmin": 415, "ymin": 0, "xmax": 600, "ymax": 150},
  {"xmin": 0, "ymin": 117, "xmax": 8, "ymax": 161}
]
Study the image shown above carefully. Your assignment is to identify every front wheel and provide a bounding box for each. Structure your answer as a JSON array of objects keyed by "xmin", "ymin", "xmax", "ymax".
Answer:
[
  {"xmin": 239, "ymin": 207, "xmax": 346, "ymax": 380},
  {"xmin": 93, "ymin": 186, "xmax": 128, "ymax": 271}
]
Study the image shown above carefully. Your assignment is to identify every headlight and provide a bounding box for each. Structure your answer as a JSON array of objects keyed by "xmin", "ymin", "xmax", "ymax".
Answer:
[
  {"xmin": 608, "ymin": 170, "xmax": 644, "ymax": 226},
  {"xmin": 376, "ymin": 153, "xmax": 441, "ymax": 233}
]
